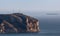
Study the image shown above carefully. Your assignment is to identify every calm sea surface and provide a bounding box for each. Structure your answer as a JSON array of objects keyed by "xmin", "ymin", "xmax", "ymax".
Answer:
[{"xmin": 0, "ymin": 15, "xmax": 60, "ymax": 36}]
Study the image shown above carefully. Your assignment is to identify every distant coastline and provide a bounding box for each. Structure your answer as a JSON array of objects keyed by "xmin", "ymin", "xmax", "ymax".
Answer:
[{"xmin": 46, "ymin": 13, "xmax": 59, "ymax": 15}]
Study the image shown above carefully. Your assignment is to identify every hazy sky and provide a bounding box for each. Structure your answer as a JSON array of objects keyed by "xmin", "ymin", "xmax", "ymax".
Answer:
[{"xmin": 0, "ymin": 0, "xmax": 60, "ymax": 11}]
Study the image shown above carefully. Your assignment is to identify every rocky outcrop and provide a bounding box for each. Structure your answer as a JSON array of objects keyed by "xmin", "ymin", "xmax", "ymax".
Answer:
[{"xmin": 0, "ymin": 13, "xmax": 40, "ymax": 33}]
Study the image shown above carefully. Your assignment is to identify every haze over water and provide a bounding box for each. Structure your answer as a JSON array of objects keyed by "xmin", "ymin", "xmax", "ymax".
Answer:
[
  {"xmin": 0, "ymin": 11, "xmax": 60, "ymax": 36},
  {"xmin": 0, "ymin": 0, "xmax": 60, "ymax": 36}
]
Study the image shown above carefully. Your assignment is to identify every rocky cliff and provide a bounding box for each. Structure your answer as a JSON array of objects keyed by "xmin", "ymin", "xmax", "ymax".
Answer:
[{"xmin": 0, "ymin": 13, "xmax": 40, "ymax": 33}]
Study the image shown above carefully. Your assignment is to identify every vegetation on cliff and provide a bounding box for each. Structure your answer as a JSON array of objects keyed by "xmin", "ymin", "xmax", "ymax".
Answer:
[{"xmin": 0, "ymin": 13, "xmax": 40, "ymax": 33}]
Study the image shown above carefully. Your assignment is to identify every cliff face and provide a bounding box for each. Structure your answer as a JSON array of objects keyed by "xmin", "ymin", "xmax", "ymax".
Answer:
[{"xmin": 0, "ymin": 13, "xmax": 40, "ymax": 33}]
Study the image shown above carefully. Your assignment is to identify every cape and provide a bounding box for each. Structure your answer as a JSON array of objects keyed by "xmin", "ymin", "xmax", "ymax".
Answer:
[{"xmin": 0, "ymin": 13, "xmax": 40, "ymax": 33}]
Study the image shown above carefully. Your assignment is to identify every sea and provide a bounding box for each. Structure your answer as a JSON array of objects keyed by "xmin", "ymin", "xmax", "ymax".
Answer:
[{"xmin": 0, "ymin": 12, "xmax": 60, "ymax": 36}]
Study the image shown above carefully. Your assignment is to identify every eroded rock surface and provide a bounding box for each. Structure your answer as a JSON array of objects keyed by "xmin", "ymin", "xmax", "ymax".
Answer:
[{"xmin": 0, "ymin": 13, "xmax": 40, "ymax": 33}]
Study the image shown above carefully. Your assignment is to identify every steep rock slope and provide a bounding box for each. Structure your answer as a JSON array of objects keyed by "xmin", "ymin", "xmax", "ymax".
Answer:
[{"xmin": 0, "ymin": 13, "xmax": 40, "ymax": 33}]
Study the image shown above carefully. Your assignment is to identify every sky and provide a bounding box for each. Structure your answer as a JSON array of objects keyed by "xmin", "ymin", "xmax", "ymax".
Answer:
[{"xmin": 0, "ymin": 0, "xmax": 60, "ymax": 11}]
